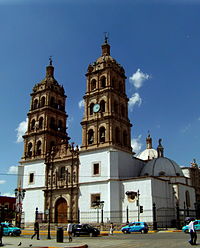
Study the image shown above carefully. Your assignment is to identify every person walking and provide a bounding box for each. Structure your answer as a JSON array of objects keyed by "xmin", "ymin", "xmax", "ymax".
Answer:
[
  {"xmin": 188, "ymin": 218, "xmax": 197, "ymax": 245},
  {"xmin": 31, "ymin": 221, "xmax": 40, "ymax": 240},
  {"xmin": 67, "ymin": 222, "xmax": 73, "ymax": 242},
  {"xmin": 0, "ymin": 223, "xmax": 3, "ymax": 246},
  {"xmin": 109, "ymin": 222, "xmax": 114, "ymax": 235}
]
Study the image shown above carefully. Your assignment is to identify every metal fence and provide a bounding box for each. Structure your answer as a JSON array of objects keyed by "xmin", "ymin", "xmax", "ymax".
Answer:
[{"xmin": 23, "ymin": 206, "xmax": 199, "ymax": 229}]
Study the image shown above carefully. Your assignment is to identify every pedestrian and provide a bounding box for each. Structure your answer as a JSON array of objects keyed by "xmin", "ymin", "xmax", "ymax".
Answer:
[
  {"xmin": 67, "ymin": 221, "xmax": 73, "ymax": 242},
  {"xmin": 0, "ymin": 223, "xmax": 3, "ymax": 246},
  {"xmin": 31, "ymin": 221, "xmax": 40, "ymax": 240},
  {"xmin": 188, "ymin": 218, "xmax": 197, "ymax": 245},
  {"xmin": 109, "ymin": 222, "xmax": 114, "ymax": 235}
]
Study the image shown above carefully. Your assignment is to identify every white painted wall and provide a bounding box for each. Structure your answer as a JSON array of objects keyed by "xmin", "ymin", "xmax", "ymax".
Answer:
[
  {"xmin": 79, "ymin": 148, "xmax": 144, "ymax": 183},
  {"xmin": 23, "ymin": 188, "xmax": 45, "ymax": 223},
  {"xmin": 177, "ymin": 184, "xmax": 196, "ymax": 209},
  {"xmin": 19, "ymin": 160, "xmax": 46, "ymax": 224}
]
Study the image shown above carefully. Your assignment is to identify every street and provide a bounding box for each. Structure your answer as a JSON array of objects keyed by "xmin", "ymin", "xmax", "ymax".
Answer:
[{"xmin": 1, "ymin": 231, "xmax": 198, "ymax": 248}]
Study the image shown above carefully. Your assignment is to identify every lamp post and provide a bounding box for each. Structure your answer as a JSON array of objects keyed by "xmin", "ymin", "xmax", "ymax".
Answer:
[
  {"xmin": 99, "ymin": 201, "xmax": 104, "ymax": 224},
  {"xmin": 69, "ymin": 143, "xmax": 79, "ymax": 223},
  {"xmin": 137, "ymin": 190, "xmax": 140, "ymax": 221},
  {"xmin": 15, "ymin": 187, "xmax": 26, "ymax": 228},
  {"xmin": 45, "ymin": 208, "xmax": 51, "ymax": 239}
]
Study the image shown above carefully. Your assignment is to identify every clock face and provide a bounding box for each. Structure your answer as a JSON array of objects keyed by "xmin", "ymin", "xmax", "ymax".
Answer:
[{"xmin": 93, "ymin": 104, "xmax": 100, "ymax": 113}]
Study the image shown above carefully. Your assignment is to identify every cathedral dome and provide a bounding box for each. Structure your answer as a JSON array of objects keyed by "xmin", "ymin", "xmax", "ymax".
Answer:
[{"xmin": 140, "ymin": 157, "xmax": 184, "ymax": 177}]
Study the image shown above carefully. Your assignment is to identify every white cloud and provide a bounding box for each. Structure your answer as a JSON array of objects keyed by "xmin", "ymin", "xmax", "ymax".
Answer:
[
  {"xmin": 78, "ymin": 99, "xmax": 84, "ymax": 109},
  {"xmin": 7, "ymin": 165, "xmax": 18, "ymax": 174},
  {"xmin": 1, "ymin": 192, "xmax": 15, "ymax": 197},
  {"xmin": 128, "ymin": 93, "xmax": 142, "ymax": 111},
  {"xmin": 16, "ymin": 118, "xmax": 28, "ymax": 143},
  {"xmin": 67, "ymin": 116, "xmax": 74, "ymax": 128},
  {"xmin": 0, "ymin": 180, "xmax": 6, "ymax": 185},
  {"xmin": 129, "ymin": 68, "xmax": 150, "ymax": 89},
  {"xmin": 131, "ymin": 135, "xmax": 143, "ymax": 155},
  {"xmin": 181, "ymin": 124, "xmax": 191, "ymax": 133}
]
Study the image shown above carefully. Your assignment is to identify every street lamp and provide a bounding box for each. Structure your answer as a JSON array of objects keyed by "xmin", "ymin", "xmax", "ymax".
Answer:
[
  {"xmin": 100, "ymin": 201, "xmax": 104, "ymax": 224},
  {"xmin": 15, "ymin": 187, "xmax": 26, "ymax": 228},
  {"xmin": 45, "ymin": 208, "xmax": 51, "ymax": 239},
  {"xmin": 69, "ymin": 143, "xmax": 79, "ymax": 223}
]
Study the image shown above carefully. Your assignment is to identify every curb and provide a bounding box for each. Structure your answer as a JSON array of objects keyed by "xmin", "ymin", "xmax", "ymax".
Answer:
[{"xmin": 32, "ymin": 245, "xmax": 88, "ymax": 248}]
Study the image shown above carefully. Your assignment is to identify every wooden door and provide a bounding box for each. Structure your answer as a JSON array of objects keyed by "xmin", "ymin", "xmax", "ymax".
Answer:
[{"xmin": 55, "ymin": 198, "xmax": 68, "ymax": 223}]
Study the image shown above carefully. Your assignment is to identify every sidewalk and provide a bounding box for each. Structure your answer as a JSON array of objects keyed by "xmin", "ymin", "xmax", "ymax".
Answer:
[{"xmin": 1, "ymin": 236, "xmax": 88, "ymax": 248}]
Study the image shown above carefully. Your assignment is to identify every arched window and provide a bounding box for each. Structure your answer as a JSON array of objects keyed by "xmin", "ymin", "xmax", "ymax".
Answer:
[
  {"xmin": 33, "ymin": 99, "xmax": 38, "ymax": 109},
  {"xmin": 91, "ymin": 79, "xmax": 96, "ymax": 91},
  {"xmin": 49, "ymin": 141, "xmax": 55, "ymax": 152},
  {"xmin": 28, "ymin": 143, "xmax": 33, "ymax": 157},
  {"xmin": 185, "ymin": 191, "xmax": 191, "ymax": 208},
  {"xmin": 99, "ymin": 126, "xmax": 105, "ymax": 143},
  {"xmin": 31, "ymin": 119, "xmax": 35, "ymax": 131},
  {"xmin": 58, "ymin": 100, "xmax": 64, "ymax": 110},
  {"xmin": 58, "ymin": 120, "xmax": 63, "ymax": 131},
  {"xmin": 39, "ymin": 117, "xmax": 43, "ymax": 129},
  {"xmin": 121, "ymin": 105, "xmax": 125, "ymax": 117},
  {"xmin": 88, "ymin": 129, "xmax": 94, "ymax": 144},
  {"xmin": 60, "ymin": 166, "xmax": 65, "ymax": 180},
  {"xmin": 159, "ymin": 171, "xmax": 166, "ymax": 176},
  {"xmin": 111, "ymin": 78, "xmax": 115, "ymax": 88},
  {"xmin": 40, "ymin": 96, "xmax": 45, "ymax": 107},
  {"xmin": 100, "ymin": 100, "xmax": 105, "ymax": 113},
  {"xmin": 123, "ymin": 130, "xmax": 127, "ymax": 146},
  {"xmin": 100, "ymin": 76, "xmax": 106, "ymax": 88},
  {"xmin": 119, "ymin": 81, "xmax": 123, "ymax": 92},
  {"xmin": 36, "ymin": 140, "xmax": 42, "ymax": 155},
  {"xmin": 115, "ymin": 127, "xmax": 120, "ymax": 144},
  {"xmin": 90, "ymin": 103, "xmax": 94, "ymax": 115},
  {"xmin": 50, "ymin": 117, "xmax": 56, "ymax": 130},
  {"xmin": 50, "ymin": 97, "xmax": 55, "ymax": 107},
  {"xmin": 114, "ymin": 101, "xmax": 118, "ymax": 113}
]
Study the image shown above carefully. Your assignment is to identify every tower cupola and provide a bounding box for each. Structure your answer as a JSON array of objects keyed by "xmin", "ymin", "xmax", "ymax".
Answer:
[
  {"xmin": 46, "ymin": 57, "xmax": 54, "ymax": 78},
  {"xmin": 101, "ymin": 36, "xmax": 110, "ymax": 56},
  {"xmin": 146, "ymin": 134, "xmax": 152, "ymax": 149},
  {"xmin": 157, "ymin": 139, "xmax": 164, "ymax": 158}
]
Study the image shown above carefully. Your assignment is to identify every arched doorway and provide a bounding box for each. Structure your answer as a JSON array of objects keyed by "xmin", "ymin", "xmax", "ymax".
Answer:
[{"xmin": 55, "ymin": 197, "xmax": 68, "ymax": 223}]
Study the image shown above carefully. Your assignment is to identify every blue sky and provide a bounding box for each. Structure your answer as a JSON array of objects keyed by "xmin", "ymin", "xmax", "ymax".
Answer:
[{"xmin": 1, "ymin": 0, "xmax": 200, "ymax": 195}]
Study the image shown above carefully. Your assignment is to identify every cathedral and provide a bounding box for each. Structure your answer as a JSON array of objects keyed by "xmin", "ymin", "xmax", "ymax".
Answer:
[{"xmin": 18, "ymin": 39, "xmax": 198, "ymax": 227}]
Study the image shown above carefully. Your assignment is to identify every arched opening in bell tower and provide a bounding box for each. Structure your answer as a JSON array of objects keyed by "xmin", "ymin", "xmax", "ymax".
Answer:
[
  {"xmin": 88, "ymin": 129, "xmax": 94, "ymax": 145},
  {"xmin": 99, "ymin": 126, "xmax": 106, "ymax": 143},
  {"xmin": 28, "ymin": 142, "xmax": 33, "ymax": 157}
]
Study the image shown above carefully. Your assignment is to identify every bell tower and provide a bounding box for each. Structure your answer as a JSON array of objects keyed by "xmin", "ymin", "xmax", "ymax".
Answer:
[
  {"xmin": 22, "ymin": 58, "xmax": 69, "ymax": 162},
  {"xmin": 81, "ymin": 38, "xmax": 132, "ymax": 153}
]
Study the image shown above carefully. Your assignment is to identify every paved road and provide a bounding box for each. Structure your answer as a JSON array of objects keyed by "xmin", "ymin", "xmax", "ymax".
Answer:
[{"xmin": 1, "ymin": 232, "xmax": 198, "ymax": 248}]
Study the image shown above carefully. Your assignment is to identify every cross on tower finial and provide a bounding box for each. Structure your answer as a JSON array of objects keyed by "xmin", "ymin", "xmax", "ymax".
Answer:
[
  {"xmin": 104, "ymin": 32, "xmax": 109, "ymax": 44},
  {"xmin": 49, "ymin": 56, "xmax": 53, "ymax": 66}
]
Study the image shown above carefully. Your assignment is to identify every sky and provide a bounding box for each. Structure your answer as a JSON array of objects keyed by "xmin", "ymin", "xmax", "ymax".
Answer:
[{"xmin": 1, "ymin": 0, "xmax": 200, "ymax": 196}]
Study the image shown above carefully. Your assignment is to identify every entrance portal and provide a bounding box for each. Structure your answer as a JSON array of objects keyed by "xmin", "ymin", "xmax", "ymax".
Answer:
[{"xmin": 55, "ymin": 197, "xmax": 68, "ymax": 223}]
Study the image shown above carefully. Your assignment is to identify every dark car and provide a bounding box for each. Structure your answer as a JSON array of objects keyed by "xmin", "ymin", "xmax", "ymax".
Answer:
[
  {"xmin": 72, "ymin": 224, "xmax": 100, "ymax": 237},
  {"xmin": 121, "ymin": 221, "xmax": 148, "ymax": 234},
  {"xmin": 1, "ymin": 222, "xmax": 21, "ymax": 236}
]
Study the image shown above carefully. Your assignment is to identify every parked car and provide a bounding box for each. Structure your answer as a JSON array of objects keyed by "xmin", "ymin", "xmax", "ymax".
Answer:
[
  {"xmin": 182, "ymin": 220, "xmax": 200, "ymax": 233},
  {"xmin": 72, "ymin": 224, "xmax": 100, "ymax": 237},
  {"xmin": 121, "ymin": 221, "xmax": 148, "ymax": 234},
  {"xmin": 1, "ymin": 222, "xmax": 21, "ymax": 236}
]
